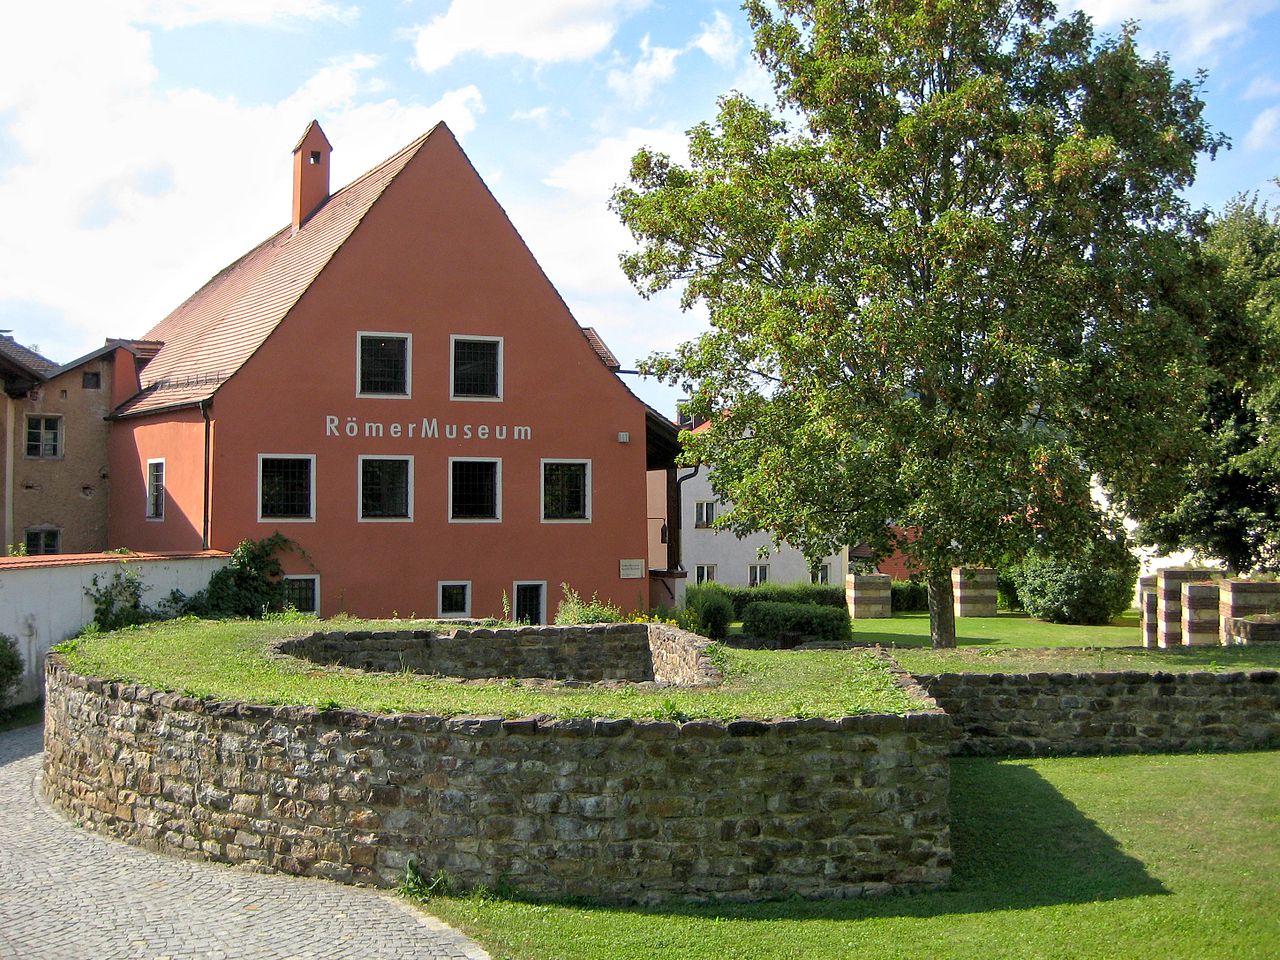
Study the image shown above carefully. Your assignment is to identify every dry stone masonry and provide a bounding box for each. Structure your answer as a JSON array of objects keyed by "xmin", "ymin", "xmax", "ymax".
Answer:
[
  {"xmin": 917, "ymin": 669, "xmax": 1280, "ymax": 756},
  {"xmin": 274, "ymin": 622, "xmax": 717, "ymax": 685},
  {"xmin": 42, "ymin": 625, "xmax": 954, "ymax": 904}
]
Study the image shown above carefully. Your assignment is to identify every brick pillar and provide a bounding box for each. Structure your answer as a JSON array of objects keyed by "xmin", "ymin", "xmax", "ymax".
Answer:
[
  {"xmin": 846, "ymin": 573, "xmax": 892, "ymax": 619},
  {"xmin": 952, "ymin": 567, "xmax": 997, "ymax": 618},
  {"xmin": 1156, "ymin": 568, "xmax": 1215, "ymax": 648},
  {"xmin": 1138, "ymin": 575, "xmax": 1158, "ymax": 649},
  {"xmin": 1181, "ymin": 582, "xmax": 1220, "ymax": 646},
  {"xmin": 1219, "ymin": 579, "xmax": 1280, "ymax": 645}
]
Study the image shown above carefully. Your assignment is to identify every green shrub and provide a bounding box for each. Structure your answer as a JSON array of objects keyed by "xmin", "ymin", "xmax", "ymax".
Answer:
[
  {"xmin": 554, "ymin": 584, "xmax": 623, "ymax": 624},
  {"xmin": 742, "ymin": 601, "xmax": 850, "ymax": 648},
  {"xmin": 689, "ymin": 582, "xmax": 844, "ymax": 618},
  {"xmin": 85, "ymin": 564, "xmax": 156, "ymax": 631},
  {"xmin": 1012, "ymin": 545, "xmax": 1138, "ymax": 626},
  {"xmin": 890, "ymin": 580, "xmax": 929, "ymax": 612},
  {"xmin": 178, "ymin": 534, "xmax": 294, "ymax": 619},
  {"xmin": 694, "ymin": 590, "xmax": 734, "ymax": 640},
  {"xmin": 0, "ymin": 635, "xmax": 22, "ymax": 709},
  {"xmin": 996, "ymin": 570, "xmax": 1023, "ymax": 610}
]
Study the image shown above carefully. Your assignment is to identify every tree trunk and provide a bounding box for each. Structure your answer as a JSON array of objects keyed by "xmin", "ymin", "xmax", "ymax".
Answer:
[{"xmin": 927, "ymin": 571, "xmax": 957, "ymax": 649}]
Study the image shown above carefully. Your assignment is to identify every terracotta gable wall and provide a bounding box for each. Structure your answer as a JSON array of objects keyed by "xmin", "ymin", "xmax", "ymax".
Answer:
[{"xmin": 199, "ymin": 127, "xmax": 649, "ymax": 617}]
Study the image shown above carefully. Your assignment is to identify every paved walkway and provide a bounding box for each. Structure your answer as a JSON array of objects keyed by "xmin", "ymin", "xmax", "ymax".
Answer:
[{"xmin": 0, "ymin": 723, "xmax": 489, "ymax": 960}]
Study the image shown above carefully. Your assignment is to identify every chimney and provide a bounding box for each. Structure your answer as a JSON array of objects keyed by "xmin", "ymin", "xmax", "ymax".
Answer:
[{"xmin": 292, "ymin": 120, "xmax": 332, "ymax": 230}]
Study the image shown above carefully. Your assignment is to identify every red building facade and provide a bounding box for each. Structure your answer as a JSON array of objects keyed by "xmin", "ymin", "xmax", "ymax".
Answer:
[{"xmin": 108, "ymin": 122, "xmax": 676, "ymax": 620}]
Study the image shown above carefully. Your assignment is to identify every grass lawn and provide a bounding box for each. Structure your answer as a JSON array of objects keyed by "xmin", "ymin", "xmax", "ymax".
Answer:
[
  {"xmin": 420, "ymin": 750, "xmax": 1280, "ymax": 960},
  {"xmin": 894, "ymin": 644, "xmax": 1280, "ymax": 675},
  {"xmin": 850, "ymin": 610, "xmax": 1143, "ymax": 648},
  {"xmin": 57, "ymin": 618, "xmax": 921, "ymax": 720}
]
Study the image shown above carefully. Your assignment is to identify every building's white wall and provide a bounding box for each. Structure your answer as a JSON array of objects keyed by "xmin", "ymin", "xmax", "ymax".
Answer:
[
  {"xmin": 0, "ymin": 555, "xmax": 228, "ymax": 705},
  {"xmin": 680, "ymin": 470, "xmax": 846, "ymax": 588}
]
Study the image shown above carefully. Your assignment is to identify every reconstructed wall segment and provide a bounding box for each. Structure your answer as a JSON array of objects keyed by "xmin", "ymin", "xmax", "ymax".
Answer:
[
  {"xmin": 42, "ymin": 649, "xmax": 953, "ymax": 904},
  {"xmin": 916, "ymin": 670, "xmax": 1280, "ymax": 756}
]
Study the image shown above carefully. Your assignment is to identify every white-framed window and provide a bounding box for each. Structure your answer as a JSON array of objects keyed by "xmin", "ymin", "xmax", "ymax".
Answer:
[
  {"xmin": 25, "ymin": 415, "xmax": 62, "ymax": 459},
  {"xmin": 541, "ymin": 459, "xmax": 591, "ymax": 522},
  {"xmin": 695, "ymin": 564, "xmax": 716, "ymax": 584},
  {"xmin": 359, "ymin": 455, "xmax": 413, "ymax": 521},
  {"xmin": 450, "ymin": 335, "xmax": 503, "ymax": 401},
  {"xmin": 258, "ymin": 454, "xmax": 316, "ymax": 522},
  {"xmin": 449, "ymin": 457, "xmax": 501, "ymax": 522},
  {"xmin": 748, "ymin": 564, "xmax": 769, "ymax": 587},
  {"xmin": 24, "ymin": 527, "xmax": 60, "ymax": 555},
  {"xmin": 811, "ymin": 563, "xmax": 831, "ymax": 585},
  {"xmin": 513, "ymin": 581, "xmax": 547, "ymax": 625},
  {"xmin": 356, "ymin": 331, "xmax": 411, "ymax": 398},
  {"xmin": 145, "ymin": 459, "xmax": 165, "ymax": 520},
  {"xmin": 438, "ymin": 581, "xmax": 471, "ymax": 618},
  {"xmin": 280, "ymin": 575, "xmax": 319, "ymax": 614},
  {"xmin": 694, "ymin": 500, "xmax": 715, "ymax": 528}
]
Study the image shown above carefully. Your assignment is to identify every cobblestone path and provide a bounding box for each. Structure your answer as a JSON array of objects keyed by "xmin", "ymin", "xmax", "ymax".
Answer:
[{"xmin": 0, "ymin": 723, "xmax": 489, "ymax": 960}]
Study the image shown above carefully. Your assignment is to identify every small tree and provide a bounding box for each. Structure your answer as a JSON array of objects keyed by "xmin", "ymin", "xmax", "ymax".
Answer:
[
  {"xmin": 614, "ymin": 0, "xmax": 1224, "ymax": 646},
  {"xmin": 0, "ymin": 635, "xmax": 22, "ymax": 710}
]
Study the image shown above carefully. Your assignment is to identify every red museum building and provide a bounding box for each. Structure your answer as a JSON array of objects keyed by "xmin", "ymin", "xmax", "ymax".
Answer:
[{"xmin": 107, "ymin": 121, "xmax": 678, "ymax": 621}]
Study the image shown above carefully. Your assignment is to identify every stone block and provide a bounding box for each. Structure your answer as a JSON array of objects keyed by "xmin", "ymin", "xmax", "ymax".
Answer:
[
  {"xmin": 846, "ymin": 574, "xmax": 892, "ymax": 619},
  {"xmin": 952, "ymin": 568, "xmax": 997, "ymax": 618}
]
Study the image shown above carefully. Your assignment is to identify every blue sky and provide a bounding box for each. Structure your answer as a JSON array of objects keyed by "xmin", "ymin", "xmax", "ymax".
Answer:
[{"xmin": 1, "ymin": 0, "xmax": 1278, "ymax": 417}]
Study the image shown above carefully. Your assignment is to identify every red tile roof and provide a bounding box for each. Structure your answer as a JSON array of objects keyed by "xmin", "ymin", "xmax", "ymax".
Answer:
[
  {"xmin": 0, "ymin": 550, "xmax": 229, "ymax": 572},
  {"xmin": 114, "ymin": 125, "xmax": 441, "ymax": 418}
]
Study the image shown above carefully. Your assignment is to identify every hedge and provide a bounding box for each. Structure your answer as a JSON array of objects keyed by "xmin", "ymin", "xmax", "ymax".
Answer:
[
  {"xmin": 689, "ymin": 582, "xmax": 845, "ymax": 619},
  {"xmin": 1012, "ymin": 554, "xmax": 1136, "ymax": 626},
  {"xmin": 890, "ymin": 580, "xmax": 929, "ymax": 612},
  {"xmin": 741, "ymin": 601, "xmax": 851, "ymax": 648}
]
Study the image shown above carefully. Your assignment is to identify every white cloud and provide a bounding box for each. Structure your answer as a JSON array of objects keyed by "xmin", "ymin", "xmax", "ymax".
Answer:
[
  {"xmin": 512, "ymin": 106, "xmax": 551, "ymax": 124},
  {"xmin": 1069, "ymin": 0, "xmax": 1279, "ymax": 59},
  {"xmin": 1244, "ymin": 76, "xmax": 1280, "ymax": 99},
  {"xmin": 607, "ymin": 35, "xmax": 681, "ymax": 107},
  {"xmin": 0, "ymin": 6, "xmax": 484, "ymax": 364},
  {"xmin": 692, "ymin": 10, "xmax": 741, "ymax": 67},
  {"xmin": 134, "ymin": 0, "xmax": 358, "ymax": 28},
  {"xmin": 1245, "ymin": 105, "xmax": 1280, "ymax": 151},
  {"xmin": 412, "ymin": 0, "xmax": 649, "ymax": 73}
]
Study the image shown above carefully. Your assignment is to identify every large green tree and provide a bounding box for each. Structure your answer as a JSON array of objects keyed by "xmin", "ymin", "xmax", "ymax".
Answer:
[
  {"xmin": 1139, "ymin": 193, "xmax": 1280, "ymax": 571},
  {"xmin": 613, "ymin": 0, "xmax": 1225, "ymax": 646}
]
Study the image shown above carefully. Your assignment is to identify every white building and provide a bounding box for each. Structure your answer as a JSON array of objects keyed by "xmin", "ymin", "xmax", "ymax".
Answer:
[{"xmin": 679, "ymin": 467, "xmax": 847, "ymax": 588}]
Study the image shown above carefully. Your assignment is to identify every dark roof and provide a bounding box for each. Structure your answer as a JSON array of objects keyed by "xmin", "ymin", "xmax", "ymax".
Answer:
[
  {"xmin": 113, "ymin": 125, "xmax": 441, "ymax": 419},
  {"xmin": 0, "ymin": 335, "xmax": 57, "ymax": 378}
]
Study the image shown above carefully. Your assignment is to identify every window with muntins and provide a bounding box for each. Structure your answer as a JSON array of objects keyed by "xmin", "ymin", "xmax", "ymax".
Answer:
[
  {"xmin": 811, "ymin": 564, "xmax": 830, "ymax": 585},
  {"xmin": 280, "ymin": 576, "xmax": 319, "ymax": 613},
  {"xmin": 146, "ymin": 460, "xmax": 165, "ymax": 519},
  {"xmin": 361, "ymin": 457, "xmax": 411, "ymax": 519},
  {"xmin": 439, "ymin": 582, "xmax": 470, "ymax": 618},
  {"xmin": 694, "ymin": 500, "xmax": 715, "ymax": 528},
  {"xmin": 24, "ymin": 528, "xmax": 59, "ymax": 555},
  {"xmin": 542, "ymin": 461, "xmax": 589, "ymax": 520},
  {"xmin": 451, "ymin": 337, "xmax": 501, "ymax": 399},
  {"xmin": 696, "ymin": 564, "xmax": 716, "ymax": 584},
  {"xmin": 749, "ymin": 564, "xmax": 769, "ymax": 587},
  {"xmin": 260, "ymin": 456, "xmax": 314, "ymax": 520},
  {"xmin": 451, "ymin": 459, "xmax": 499, "ymax": 520},
  {"xmin": 26, "ymin": 415, "xmax": 62, "ymax": 458},
  {"xmin": 358, "ymin": 334, "xmax": 409, "ymax": 396},
  {"xmin": 514, "ymin": 582, "xmax": 545, "ymax": 624}
]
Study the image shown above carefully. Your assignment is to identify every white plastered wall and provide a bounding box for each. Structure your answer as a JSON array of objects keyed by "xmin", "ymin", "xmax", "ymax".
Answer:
[{"xmin": 0, "ymin": 555, "xmax": 228, "ymax": 705}]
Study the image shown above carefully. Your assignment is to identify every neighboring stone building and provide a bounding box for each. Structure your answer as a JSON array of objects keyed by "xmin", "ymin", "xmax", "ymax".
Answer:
[
  {"xmin": 0, "ymin": 335, "xmax": 154, "ymax": 555},
  {"xmin": 106, "ymin": 121, "xmax": 679, "ymax": 620}
]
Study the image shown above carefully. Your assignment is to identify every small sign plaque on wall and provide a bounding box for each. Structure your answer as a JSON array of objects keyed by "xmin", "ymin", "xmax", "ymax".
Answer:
[{"xmin": 619, "ymin": 559, "xmax": 645, "ymax": 579}]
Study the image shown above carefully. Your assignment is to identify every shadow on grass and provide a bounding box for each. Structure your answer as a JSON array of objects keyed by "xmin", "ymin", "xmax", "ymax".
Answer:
[{"xmin": 513, "ymin": 758, "xmax": 1167, "ymax": 923}]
